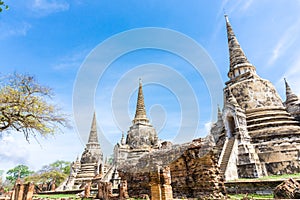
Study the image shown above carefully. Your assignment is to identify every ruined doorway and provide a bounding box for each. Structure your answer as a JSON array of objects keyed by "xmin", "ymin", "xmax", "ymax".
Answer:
[{"xmin": 227, "ymin": 116, "xmax": 236, "ymax": 138}]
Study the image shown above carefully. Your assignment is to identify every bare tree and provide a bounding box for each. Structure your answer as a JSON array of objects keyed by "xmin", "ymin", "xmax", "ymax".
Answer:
[{"xmin": 0, "ymin": 73, "xmax": 68, "ymax": 141}]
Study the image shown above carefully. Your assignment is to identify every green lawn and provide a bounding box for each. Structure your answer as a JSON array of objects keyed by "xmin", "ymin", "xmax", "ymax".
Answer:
[
  {"xmin": 229, "ymin": 193, "xmax": 273, "ymax": 199},
  {"xmin": 257, "ymin": 173, "xmax": 300, "ymax": 180},
  {"xmin": 33, "ymin": 194, "xmax": 78, "ymax": 199},
  {"xmin": 229, "ymin": 173, "xmax": 300, "ymax": 182}
]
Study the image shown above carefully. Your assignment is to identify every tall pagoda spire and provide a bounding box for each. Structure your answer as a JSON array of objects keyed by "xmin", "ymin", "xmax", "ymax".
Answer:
[
  {"xmin": 284, "ymin": 78, "xmax": 299, "ymax": 104},
  {"xmin": 133, "ymin": 79, "xmax": 149, "ymax": 124},
  {"xmin": 88, "ymin": 112, "xmax": 99, "ymax": 144},
  {"xmin": 225, "ymin": 15, "xmax": 256, "ymax": 80}
]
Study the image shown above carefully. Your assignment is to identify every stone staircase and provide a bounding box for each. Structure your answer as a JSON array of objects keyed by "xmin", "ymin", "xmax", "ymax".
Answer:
[
  {"xmin": 102, "ymin": 164, "xmax": 115, "ymax": 182},
  {"xmin": 75, "ymin": 163, "xmax": 96, "ymax": 180},
  {"xmin": 220, "ymin": 137, "xmax": 235, "ymax": 175}
]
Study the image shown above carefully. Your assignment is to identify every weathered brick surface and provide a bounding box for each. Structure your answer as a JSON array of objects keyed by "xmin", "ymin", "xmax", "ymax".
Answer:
[{"xmin": 118, "ymin": 138, "xmax": 226, "ymax": 199}]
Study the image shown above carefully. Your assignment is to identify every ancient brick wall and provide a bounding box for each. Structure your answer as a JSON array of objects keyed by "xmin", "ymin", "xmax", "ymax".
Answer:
[
  {"xmin": 170, "ymin": 149, "xmax": 226, "ymax": 199},
  {"xmin": 118, "ymin": 139, "xmax": 226, "ymax": 199},
  {"xmin": 11, "ymin": 183, "xmax": 34, "ymax": 200},
  {"xmin": 118, "ymin": 171, "xmax": 150, "ymax": 198}
]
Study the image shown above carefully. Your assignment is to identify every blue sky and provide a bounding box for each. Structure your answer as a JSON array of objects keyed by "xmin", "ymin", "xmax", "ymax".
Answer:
[{"xmin": 1, "ymin": 0, "xmax": 300, "ymax": 175}]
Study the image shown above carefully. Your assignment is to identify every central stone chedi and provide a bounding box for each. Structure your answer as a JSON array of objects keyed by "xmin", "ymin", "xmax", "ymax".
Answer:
[{"xmin": 114, "ymin": 79, "xmax": 160, "ymax": 166}]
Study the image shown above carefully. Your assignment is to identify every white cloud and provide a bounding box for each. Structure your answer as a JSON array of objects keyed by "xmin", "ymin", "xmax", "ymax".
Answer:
[
  {"xmin": 0, "ymin": 129, "xmax": 83, "ymax": 177},
  {"xmin": 205, "ymin": 122, "xmax": 213, "ymax": 133},
  {"xmin": 194, "ymin": 121, "xmax": 212, "ymax": 139},
  {"xmin": 241, "ymin": 0, "xmax": 254, "ymax": 11},
  {"xmin": 219, "ymin": 0, "xmax": 253, "ymax": 17},
  {"xmin": 0, "ymin": 22, "xmax": 31, "ymax": 39},
  {"xmin": 31, "ymin": 0, "xmax": 69, "ymax": 16},
  {"xmin": 278, "ymin": 55, "xmax": 300, "ymax": 96},
  {"xmin": 268, "ymin": 20, "xmax": 300, "ymax": 66},
  {"xmin": 0, "ymin": 134, "xmax": 30, "ymax": 175},
  {"xmin": 53, "ymin": 49, "xmax": 90, "ymax": 71}
]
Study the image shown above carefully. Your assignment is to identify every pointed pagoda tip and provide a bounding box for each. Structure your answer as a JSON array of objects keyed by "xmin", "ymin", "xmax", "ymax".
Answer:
[
  {"xmin": 133, "ymin": 78, "xmax": 149, "ymax": 124},
  {"xmin": 88, "ymin": 111, "xmax": 99, "ymax": 144},
  {"xmin": 224, "ymin": 13, "xmax": 229, "ymax": 23},
  {"xmin": 284, "ymin": 78, "xmax": 299, "ymax": 103},
  {"xmin": 225, "ymin": 13, "xmax": 255, "ymax": 79},
  {"xmin": 284, "ymin": 78, "xmax": 290, "ymax": 88},
  {"xmin": 92, "ymin": 111, "xmax": 97, "ymax": 127}
]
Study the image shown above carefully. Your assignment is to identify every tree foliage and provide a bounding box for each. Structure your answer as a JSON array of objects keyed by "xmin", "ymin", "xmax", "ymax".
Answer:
[
  {"xmin": 25, "ymin": 160, "xmax": 71, "ymax": 187},
  {"xmin": 6, "ymin": 165, "xmax": 34, "ymax": 184},
  {"xmin": 0, "ymin": 73, "xmax": 68, "ymax": 141},
  {"xmin": 0, "ymin": 1, "xmax": 8, "ymax": 12},
  {"xmin": 40, "ymin": 160, "xmax": 71, "ymax": 175},
  {"xmin": 25, "ymin": 170, "xmax": 67, "ymax": 187},
  {"xmin": 49, "ymin": 160, "xmax": 71, "ymax": 175}
]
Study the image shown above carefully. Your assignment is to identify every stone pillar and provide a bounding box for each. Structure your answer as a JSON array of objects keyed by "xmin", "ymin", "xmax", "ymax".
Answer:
[
  {"xmin": 23, "ymin": 182, "xmax": 34, "ymax": 200},
  {"xmin": 10, "ymin": 189, "xmax": 15, "ymax": 200},
  {"xmin": 11, "ymin": 179, "xmax": 21, "ymax": 200},
  {"xmin": 96, "ymin": 182, "xmax": 104, "ymax": 199},
  {"xmin": 15, "ymin": 184, "xmax": 24, "ymax": 200},
  {"xmin": 105, "ymin": 182, "xmax": 112, "ymax": 198},
  {"xmin": 119, "ymin": 180, "xmax": 129, "ymax": 200},
  {"xmin": 96, "ymin": 181, "xmax": 112, "ymax": 200},
  {"xmin": 84, "ymin": 181, "xmax": 91, "ymax": 198},
  {"xmin": 160, "ymin": 166, "xmax": 173, "ymax": 200},
  {"xmin": 50, "ymin": 180, "xmax": 56, "ymax": 191},
  {"xmin": 150, "ymin": 166, "xmax": 161, "ymax": 200}
]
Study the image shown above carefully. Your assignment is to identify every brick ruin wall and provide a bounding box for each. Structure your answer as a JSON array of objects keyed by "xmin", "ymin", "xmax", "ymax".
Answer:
[{"xmin": 118, "ymin": 139, "xmax": 227, "ymax": 199}]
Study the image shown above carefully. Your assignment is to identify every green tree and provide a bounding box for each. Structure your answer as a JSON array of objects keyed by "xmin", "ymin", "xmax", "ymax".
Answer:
[
  {"xmin": 49, "ymin": 160, "xmax": 71, "ymax": 175},
  {"xmin": 25, "ymin": 160, "xmax": 71, "ymax": 187},
  {"xmin": 0, "ymin": 73, "xmax": 68, "ymax": 141},
  {"xmin": 25, "ymin": 170, "xmax": 67, "ymax": 187},
  {"xmin": 0, "ymin": 1, "xmax": 8, "ymax": 12},
  {"xmin": 6, "ymin": 165, "xmax": 34, "ymax": 184},
  {"xmin": 39, "ymin": 160, "xmax": 71, "ymax": 175}
]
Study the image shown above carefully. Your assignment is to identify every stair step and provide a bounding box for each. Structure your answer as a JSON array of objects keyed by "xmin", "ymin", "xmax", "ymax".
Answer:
[{"xmin": 219, "ymin": 138, "xmax": 235, "ymax": 176}]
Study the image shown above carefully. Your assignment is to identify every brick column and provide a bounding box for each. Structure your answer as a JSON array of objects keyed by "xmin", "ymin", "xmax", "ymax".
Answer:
[
  {"xmin": 160, "ymin": 166, "xmax": 173, "ymax": 200},
  {"xmin": 150, "ymin": 166, "xmax": 162, "ymax": 200},
  {"xmin": 96, "ymin": 182, "xmax": 104, "ymax": 199},
  {"xmin": 119, "ymin": 180, "xmax": 129, "ymax": 200},
  {"xmin": 50, "ymin": 181, "xmax": 56, "ymax": 191},
  {"xmin": 23, "ymin": 182, "xmax": 34, "ymax": 200},
  {"xmin": 16, "ymin": 184, "xmax": 24, "ymax": 200},
  {"xmin": 84, "ymin": 181, "xmax": 91, "ymax": 198}
]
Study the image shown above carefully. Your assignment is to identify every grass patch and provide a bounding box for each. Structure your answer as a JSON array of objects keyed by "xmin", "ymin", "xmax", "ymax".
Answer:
[
  {"xmin": 257, "ymin": 173, "xmax": 300, "ymax": 180},
  {"xmin": 229, "ymin": 193, "xmax": 273, "ymax": 199},
  {"xmin": 33, "ymin": 194, "xmax": 78, "ymax": 199},
  {"xmin": 229, "ymin": 173, "xmax": 300, "ymax": 182}
]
